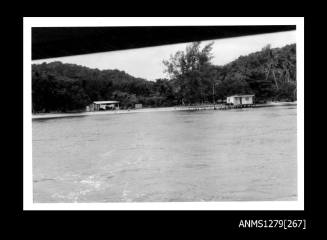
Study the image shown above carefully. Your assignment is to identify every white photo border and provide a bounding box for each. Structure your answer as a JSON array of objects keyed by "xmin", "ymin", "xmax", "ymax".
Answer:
[{"xmin": 23, "ymin": 17, "xmax": 304, "ymax": 210}]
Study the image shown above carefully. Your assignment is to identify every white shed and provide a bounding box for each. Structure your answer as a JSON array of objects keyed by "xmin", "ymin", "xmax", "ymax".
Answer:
[{"xmin": 226, "ymin": 95, "xmax": 255, "ymax": 106}]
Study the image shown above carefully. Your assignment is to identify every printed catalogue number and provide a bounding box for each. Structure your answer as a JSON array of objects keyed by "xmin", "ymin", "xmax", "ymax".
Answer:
[{"xmin": 239, "ymin": 219, "xmax": 306, "ymax": 230}]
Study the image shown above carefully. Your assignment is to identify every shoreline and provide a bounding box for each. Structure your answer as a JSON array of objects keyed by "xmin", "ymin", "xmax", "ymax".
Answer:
[{"xmin": 32, "ymin": 101, "xmax": 297, "ymax": 120}]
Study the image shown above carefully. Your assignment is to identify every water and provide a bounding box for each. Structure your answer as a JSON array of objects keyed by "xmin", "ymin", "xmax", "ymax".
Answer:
[{"xmin": 32, "ymin": 105, "xmax": 297, "ymax": 202}]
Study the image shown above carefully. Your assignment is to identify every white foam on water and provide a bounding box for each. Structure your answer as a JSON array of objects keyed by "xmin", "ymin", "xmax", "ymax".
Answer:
[{"xmin": 80, "ymin": 175, "xmax": 102, "ymax": 190}]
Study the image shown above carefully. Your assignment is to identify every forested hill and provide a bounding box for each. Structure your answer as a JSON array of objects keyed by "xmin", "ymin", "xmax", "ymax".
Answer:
[
  {"xmin": 216, "ymin": 43, "xmax": 296, "ymax": 100},
  {"xmin": 32, "ymin": 62, "xmax": 158, "ymax": 112},
  {"xmin": 32, "ymin": 43, "xmax": 296, "ymax": 113}
]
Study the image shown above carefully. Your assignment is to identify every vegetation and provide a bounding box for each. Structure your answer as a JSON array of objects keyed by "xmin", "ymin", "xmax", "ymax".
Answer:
[{"xmin": 32, "ymin": 42, "xmax": 296, "ymax": 113}]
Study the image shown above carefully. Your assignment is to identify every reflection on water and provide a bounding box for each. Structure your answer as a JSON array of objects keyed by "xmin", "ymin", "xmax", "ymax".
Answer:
[{"xmin": 32, "ymin": 105, "xmax": 297, "ymax": 202}]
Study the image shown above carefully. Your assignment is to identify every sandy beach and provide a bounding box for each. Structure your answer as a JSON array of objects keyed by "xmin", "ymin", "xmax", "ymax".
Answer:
[
  {"xmin": 32, "ymin": 102, "xmax": 297, "ymax": 120},
  {"xmin": 32, "ymin": 106, "xmax": 191, "ymax": 120}
]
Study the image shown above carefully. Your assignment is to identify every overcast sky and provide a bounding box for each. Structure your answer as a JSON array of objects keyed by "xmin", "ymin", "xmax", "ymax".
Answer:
[{"xmin": 32, "ymin": 30, "xmax": 296, "ymax": 81}]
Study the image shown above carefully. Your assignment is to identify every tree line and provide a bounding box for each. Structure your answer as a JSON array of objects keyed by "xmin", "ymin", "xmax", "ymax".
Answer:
[{"xmin": 32, "ymin": 42, "xmax": 296, "ymax": 113}]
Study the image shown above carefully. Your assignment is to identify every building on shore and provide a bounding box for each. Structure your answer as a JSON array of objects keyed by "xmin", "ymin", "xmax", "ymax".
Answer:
[
  {"xmin": 226, "ymin": 95, "xmax": 255, "ymax": 106},
  {"xmin": 86, "ymin": 101, "xmax": 120, "ymax": 111},
  {"xmin": 135, "ymin": 103, "xmax": 142, "ymax": 109}
]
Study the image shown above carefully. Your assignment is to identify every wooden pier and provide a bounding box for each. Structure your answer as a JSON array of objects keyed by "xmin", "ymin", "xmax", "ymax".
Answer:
[
  {"xmin": 215, "ymin": 104, "xmax": 256, "ymax": 110},
  {"xmin": 179, "ymin": 104, "xmax": 256, "ymax": 111}
]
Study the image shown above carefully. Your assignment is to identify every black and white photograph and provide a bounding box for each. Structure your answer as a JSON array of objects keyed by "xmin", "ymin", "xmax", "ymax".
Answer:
[{"xmin": 23, "ymin": 17, "xmax": 304, "ymax": 210}]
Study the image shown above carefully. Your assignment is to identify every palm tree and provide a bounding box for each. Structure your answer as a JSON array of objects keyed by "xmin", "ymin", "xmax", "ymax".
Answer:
[{"xmin": 264, "ymin": 46, "xmax": 279, "ymax": 90}]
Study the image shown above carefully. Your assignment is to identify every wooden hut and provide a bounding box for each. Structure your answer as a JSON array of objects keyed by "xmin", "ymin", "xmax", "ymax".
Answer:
[
  {"xmin": 86, "ymin": 101, "xmax": 120, "ymax": 111},
  {"xmin": 226, "ymin": 95, "xmax": 255, "ymax": 106}
]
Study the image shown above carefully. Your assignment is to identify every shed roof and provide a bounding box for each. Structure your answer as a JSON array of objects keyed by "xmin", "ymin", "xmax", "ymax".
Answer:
[
  {"xmin": 228, "ymin": 95, "xmax": 255, "ymax": 98},
  {"xmin": 93, "ymin": 101, "xmax": 119, "ymax": 104}
]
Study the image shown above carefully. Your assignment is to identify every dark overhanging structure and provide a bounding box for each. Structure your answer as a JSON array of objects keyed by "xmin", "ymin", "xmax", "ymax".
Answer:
[{"xmin": 32, "ymin": 25, "xmax": 296, "ymax": 60}]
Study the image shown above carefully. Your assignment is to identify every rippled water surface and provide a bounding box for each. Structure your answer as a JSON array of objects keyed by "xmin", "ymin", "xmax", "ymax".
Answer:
[{"xmin": 33, "ymin": 105, "xmax": 297, "ymax": 202}]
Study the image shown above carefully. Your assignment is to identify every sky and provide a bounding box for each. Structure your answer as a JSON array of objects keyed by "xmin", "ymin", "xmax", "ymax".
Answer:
[{"xmin": 32, "ymin": 30, "xmax": 296, "ymax": 81}]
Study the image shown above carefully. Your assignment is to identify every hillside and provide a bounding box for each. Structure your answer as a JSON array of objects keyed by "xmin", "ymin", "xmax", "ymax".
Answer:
[{"xmin": 32, "ymin": 43, "xmax": 296, "ymax": 113}]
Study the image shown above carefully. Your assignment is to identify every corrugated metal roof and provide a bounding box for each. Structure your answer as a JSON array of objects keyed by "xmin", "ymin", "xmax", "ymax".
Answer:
[{"xmin": 93, "ymin": 101, "xmax": 119, "ymax": 104}]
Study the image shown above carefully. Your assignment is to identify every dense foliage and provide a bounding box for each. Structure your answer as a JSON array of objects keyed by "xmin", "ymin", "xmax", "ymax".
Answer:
[{"xmin": 32, "ymin": 42, "xmax": 296, "ymax": 113}]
